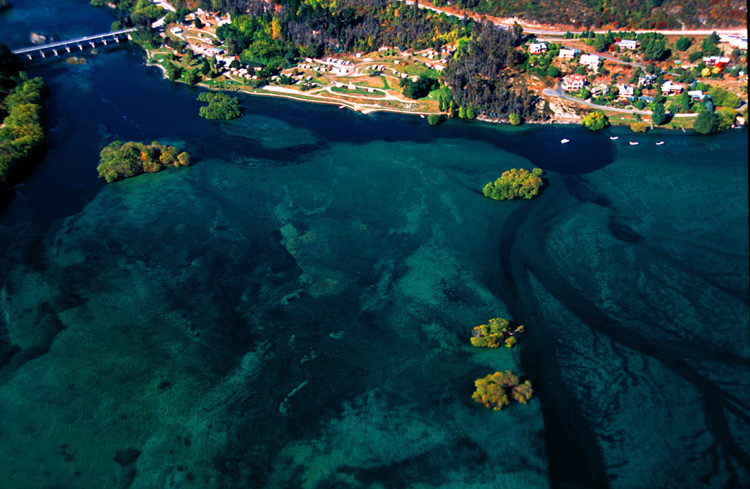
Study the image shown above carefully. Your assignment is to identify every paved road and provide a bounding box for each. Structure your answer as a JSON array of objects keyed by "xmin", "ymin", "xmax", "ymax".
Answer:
[
  {"xmin": 151, "ymin": 0, "xmax": 176, "ymax": 12},
  {"xmin": 543, "ymin": 85, "xmax": 699, "ymax": 117}
]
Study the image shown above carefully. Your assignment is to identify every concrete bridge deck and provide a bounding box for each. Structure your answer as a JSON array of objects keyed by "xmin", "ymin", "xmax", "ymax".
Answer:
[{"xmin": 12, "ymin": 28, "xmax": 137, "ymax": 60}]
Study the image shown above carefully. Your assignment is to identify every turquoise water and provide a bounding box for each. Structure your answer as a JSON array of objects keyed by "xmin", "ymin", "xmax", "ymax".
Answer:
[{"xmin": 1, "ymin": 4, "xmax": 749, "ymax": 488}]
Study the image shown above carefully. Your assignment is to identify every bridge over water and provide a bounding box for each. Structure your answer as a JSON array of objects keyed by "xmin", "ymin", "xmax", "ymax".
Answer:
[{"xmin": 12, "ymin": 28, "xmax": 137, "ymax": 61}]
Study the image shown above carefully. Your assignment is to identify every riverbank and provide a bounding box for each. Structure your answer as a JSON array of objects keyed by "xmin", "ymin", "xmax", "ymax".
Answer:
[{"xmin": 142, "ymin": 47, "xmax": 743, "ymax": 133}]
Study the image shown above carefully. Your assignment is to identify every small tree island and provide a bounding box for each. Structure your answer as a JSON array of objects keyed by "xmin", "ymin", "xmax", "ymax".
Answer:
[
  {"xmin": 472, "ymin": 371, "xmax": 534, "ymax": 411},
  {"xmin": 97, "ymin": 141, "xmax": 190, "ymax": 183},
  {"xmin": 471, "ymin": 317, "xmax": 525, "ymax": 349},
  {"xmin": 483, "ymin": 168, "xmax": 543, "ymax": 201},
  {"xmin": 197, "ymin": 92, "xmax": 242, "ymax": 120}
]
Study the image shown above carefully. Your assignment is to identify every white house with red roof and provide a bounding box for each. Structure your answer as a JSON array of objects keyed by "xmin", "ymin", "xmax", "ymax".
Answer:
[{"xmin": 563, "ymin": 74, "xmax": 586, "ymax": 91}]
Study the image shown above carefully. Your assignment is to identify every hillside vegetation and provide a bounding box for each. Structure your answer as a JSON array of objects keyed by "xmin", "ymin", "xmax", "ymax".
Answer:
[{"xmin": 443, "ymin": 0, "xmax": 747, "ymax": 30}]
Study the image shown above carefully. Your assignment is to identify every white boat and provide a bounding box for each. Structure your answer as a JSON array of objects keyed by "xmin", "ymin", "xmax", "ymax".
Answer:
[
  {"xmin": 420, "ymin": 115, "xmax": 425, "ymax": 118},
  {"xmin": 629, "ymin": 141, "xmax": 639, "ymax": 146},
  {"xmin": 338, "ymin": 105, "xmax": 345, "ymax": 109},
  {"xmin": 561, "ymin": 139, "xmax": 570, "ymax": 144},
  {"xmin": 656, "ymin": 141, "xmax": 664, "ymax": 145},
  {"xmin": 610, "ymin": 136, "xmax": 619, "ymax": 140}
]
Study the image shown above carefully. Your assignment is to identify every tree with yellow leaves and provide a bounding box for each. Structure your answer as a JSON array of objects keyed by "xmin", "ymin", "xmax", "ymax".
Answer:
[
  {"xmin": 472, "ymin": 371, "xmax": 533, "ymax": 410},
  {"xmin": 470, "ymin": 317, "xmax": 525, "ymax": 348},
  {"xmin": 482, "ymin": 168, "xmax": 543, "ymax": 201},
  {"xmin": 97, "ymin": 141, "xmax": 190, "ymax": 183}
]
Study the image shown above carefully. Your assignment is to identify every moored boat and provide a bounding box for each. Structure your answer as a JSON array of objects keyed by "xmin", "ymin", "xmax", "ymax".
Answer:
[
  {"xmin": 629, "ymin": 141, "xmax": 639, "ymax": 146},
  {"xmin": 561, "ymin": 139, "xmax": 570, "ymax": 144},
  {"xmin": 610, "ymin": 136, "xmax": 619, "ymax": 140}
]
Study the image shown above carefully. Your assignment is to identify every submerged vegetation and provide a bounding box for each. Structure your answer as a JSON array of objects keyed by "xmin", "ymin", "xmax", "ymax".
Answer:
[
  {"xmin": 0, "ymin": 45, "xmax": 48, "ymax": 186},
  {"xmin": 472, "ymin": 371, "xmax": 534, "ymax": 411},
  {"xmin": 97, "ymin": 140, "xmax": 190, "ymax": 183},
  {"xmin": 483, "ymin": 168, "xmax": 543, "ymax": 201},
  {"xmin": 470, "ymin": 317, "xmax": 525, "ymax": 348}
]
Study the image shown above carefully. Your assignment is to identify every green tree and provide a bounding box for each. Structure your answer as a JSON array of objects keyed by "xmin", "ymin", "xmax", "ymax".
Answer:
[
  {"xmin": 401, "ymin": 75, "xmax": 439, "ymax": 99},
  {"xmin": 200, "ymin": 57, "xmax": 210, "ymax": 76},
  {"xmin": 701, "ymin": 33, "xmax": 721, "ymax": 56},
  {"xmin": 643, "ymin": 38, "xmax": 666, "ymax": 61},
  {"xmin": 707, "ymin": 86, "xmax": 741, "ymax": 108},
  {"xmin": 679, "ymin": 91, "xmax": 691, "ymax": 112},
  {"xmin": 582, "ymin": 111, "xmax": 609, "ymax": 131},
  {"xmin": 546, "ymin": 66, "xmax": 559, "ymax": 78},
  {"xmin": 688, "ymin": 51, "xmax": 703, "ymax": 63},
  {"xmin": 427, "ymin": 114, "xmax": 443, "ymax": 125},
  {"xmin": 96, "ymin": 141, "xmax": 189, "ymax": 182},
  {"xmin": 693, "ymin": 110, "xmax": 718, "ymax": 134},
  {"xmin": 651, "ymin": 103, "xmax": 667, "ymax": 125},
  {"xmin": 675, "ymin": 36, "xmax": 692, "ymax": 52},
  {"xmin": 483, "ymin": 168, "xmax": 543, "ymax": 201},
  {"xmin": 183, "ymin": 70, "xmax": 199, "ymax": 85},
  {"xmin": 716, "ymin": 108, "xmax": 737, "ymax": 131},
  {"xmin": 0, "ymin": 71, "xmax": 47, "ymax": 184},
  {"xmin": 509, "ymin": 113, "xmax": 522, "ymax": 125},
  {"xmin": 593, "ymin": 34, "xmax": 611, "ymax": 52},
  {"xmin": 197, "ymin": 92, "xmax": 243, "ymax": 120}
]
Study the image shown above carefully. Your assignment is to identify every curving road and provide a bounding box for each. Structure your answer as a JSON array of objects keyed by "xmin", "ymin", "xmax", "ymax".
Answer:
[{"xmin": 542, "ymin": 84, "xmax": 700, "ymax": 117}]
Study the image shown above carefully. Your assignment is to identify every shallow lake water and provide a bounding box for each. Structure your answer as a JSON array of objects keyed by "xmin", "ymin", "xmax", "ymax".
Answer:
[{"xmin": 1, "ymin": 3, "xmax": 749, "ymax": 488}]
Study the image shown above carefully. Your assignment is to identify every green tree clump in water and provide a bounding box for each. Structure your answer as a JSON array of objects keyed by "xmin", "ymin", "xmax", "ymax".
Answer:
[
  {"xmin": 483, "ymin": 167, "xmax": 543, "ymax": 200},
  {"xmin": 472, "ymin": 371, "xmax": 534, "ymax": 411},
  {"xmin": 470, "ymin": 317, "xmax": 525, "ymax": 348},
  {"xmin": 197, "ymin": 92, "xmax": 242, "ymax": 120},
  {"xmin": 97, "ymin": 140, "xmax": 190, "ymax": 183}
]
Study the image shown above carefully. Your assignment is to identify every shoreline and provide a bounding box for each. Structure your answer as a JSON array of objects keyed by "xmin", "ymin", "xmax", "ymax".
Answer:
[
  {"xmin": 143, "ymin": 52, "xmax": 727, "ymax": 131},
  {"xmin": 145, "ymin": 53, "xmax": 436, "ymax": 117}
]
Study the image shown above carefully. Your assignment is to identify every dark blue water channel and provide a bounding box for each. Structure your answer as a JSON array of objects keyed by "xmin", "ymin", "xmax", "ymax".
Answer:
[{"xmin": 1, "ymin": 3, "xmax": 749, "ymax": 489}]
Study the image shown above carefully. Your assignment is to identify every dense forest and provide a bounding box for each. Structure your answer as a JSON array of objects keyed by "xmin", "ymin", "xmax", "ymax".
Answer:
[
  {"xmin": 440, "ymin": 0, "xmax": 747, "ymax": 30},
  {"xmin": 442, "ymin": 22, "xmax": 539, "ymax": 120},
  {"xmin": 0, "ymin": 46, "xmax": 47, "ymax": 186}
]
